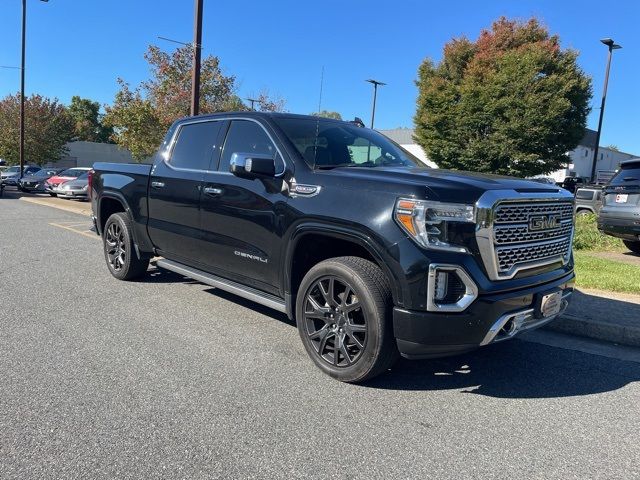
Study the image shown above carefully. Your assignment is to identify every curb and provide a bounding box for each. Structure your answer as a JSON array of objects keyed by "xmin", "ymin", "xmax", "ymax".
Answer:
[{"xmin": 546, "ymin": 313, "xmax": 640, "ymax": 348}]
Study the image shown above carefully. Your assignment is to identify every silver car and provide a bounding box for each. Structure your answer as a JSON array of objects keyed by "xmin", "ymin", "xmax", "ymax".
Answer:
[{"xmin": 54, "ymin": 172, "xmax": 90, "ymax": 200}]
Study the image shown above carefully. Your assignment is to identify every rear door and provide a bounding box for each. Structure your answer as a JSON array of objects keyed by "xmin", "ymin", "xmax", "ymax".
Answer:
[
  {"xmin": 147, "ymin": 119, "xmax": 225, "ymax": 264},
  {"xmin": 199, "ymin": 119, "xmax": 287, "ymax": 294}
]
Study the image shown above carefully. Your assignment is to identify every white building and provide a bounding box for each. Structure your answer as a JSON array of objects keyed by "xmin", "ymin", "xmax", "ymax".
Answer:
[{"xmin": 379, "ymin": 127, "xmax": 638, "ymax": 179}]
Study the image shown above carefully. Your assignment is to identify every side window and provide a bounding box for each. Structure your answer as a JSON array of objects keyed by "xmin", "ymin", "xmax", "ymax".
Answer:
[
  {"xmin": 169, "ymin": 121, "xmax": 222, "ymax": 171},
  {"xmin": 219, "ymin": 120, "xmax": 282, "ymax": 172}
]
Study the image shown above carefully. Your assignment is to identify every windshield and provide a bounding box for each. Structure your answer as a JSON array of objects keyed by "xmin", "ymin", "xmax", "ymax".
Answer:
[
  {"xmin": 59, "ymin": 168, "xmax": 85, "ymax": 177},
  {"xmin": 6, "ymin": 166, "xmax": 21, "ymax": 173},
  {"xmin": 273, "ymin": 117, "xmax": 421, "ymax": 169}
]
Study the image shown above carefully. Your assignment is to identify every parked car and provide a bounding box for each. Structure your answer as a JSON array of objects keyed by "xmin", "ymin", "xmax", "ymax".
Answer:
[
  {"xmin": 91, "ymin": 112, "xmax": 575, "ymax": 383},
  {"xmin": 598, "ymin": 158, "xmax": 640, "ymax": 254},
  {"xmin": 44, "ymin": 167, "xmax": 91, "ymax": 196},
  {"xmin": 575, "ymin": 187, "xmax": 603, "ymax": 216},
  {"xmin": 18, "ymin": 168, "xmax": 63, "ymax": 193},
  {"xmin": 1, "ymin": 165, "xmax": 41, "ymax": 186},
  {"xmin": 54, "ymin": 172, "xmax": 90, "ymax": 200},
  {"xmin": 559, "ymin": 176, "xmax": 591, "ymax": 193}
]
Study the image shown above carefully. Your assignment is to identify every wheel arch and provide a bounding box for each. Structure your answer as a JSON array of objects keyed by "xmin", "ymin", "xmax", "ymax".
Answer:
[{"xmin": 284, "ymin": 224, "xmax": 403, "ymax": 318}]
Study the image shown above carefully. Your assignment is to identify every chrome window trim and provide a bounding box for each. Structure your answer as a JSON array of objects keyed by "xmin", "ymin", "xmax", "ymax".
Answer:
[
  {"xmin": 475, "ymin": 189, "xmax": 575, "ymax": 281},
  {"xmin": 426, "ymin": 264, "xmax": 478, "ymax": 313},
  {"xmin": 162, "ymin": 117, "xmax": 288, "ymax": 177}
]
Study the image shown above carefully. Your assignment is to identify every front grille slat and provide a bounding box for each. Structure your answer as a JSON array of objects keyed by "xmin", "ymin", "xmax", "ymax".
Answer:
[{"xmin": 491, "ymin": 201, "xmax": 574, "ymax": 275}]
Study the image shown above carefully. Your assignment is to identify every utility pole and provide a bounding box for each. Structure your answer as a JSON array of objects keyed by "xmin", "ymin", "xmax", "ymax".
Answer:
[
  {"xmin": 591, "ymin": 38, "xmax": 622, "ymax": 183},
  {"xmin": 20, "ymin": 0, "xmax": 27, "ymax": 177},
  {"xmin": 247, "ymin": 98, "xmax": 260, "ymax": 110},
  {"xmin": 365, "ymin": 79, "xmax": 386, "ymax": 129},
  {"xmin": 190, "ymin": 0, "xmax": 203, "ymax": 116},
  {"xmin": 19, "ymin": 0, "xmax": 48, "ymax": 177}
]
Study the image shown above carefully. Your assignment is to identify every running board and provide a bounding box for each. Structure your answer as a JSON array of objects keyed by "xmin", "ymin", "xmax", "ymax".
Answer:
[{"xmin": 155, "ymin": 259, "xmax": 287, "ymax": 313}]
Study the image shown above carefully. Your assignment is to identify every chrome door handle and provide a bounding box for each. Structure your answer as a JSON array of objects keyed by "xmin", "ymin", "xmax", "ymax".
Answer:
[
  {"xmin": 203, "ymin": 186, "xmax": 223, "ymax": 196},
  {"xmin": 151, "ymin": 181, "xmax": 165, "ymax": 188}
]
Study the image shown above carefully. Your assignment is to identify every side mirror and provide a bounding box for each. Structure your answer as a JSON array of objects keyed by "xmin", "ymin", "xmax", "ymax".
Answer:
[{"xmin": 229, "ymin": 152, "xmax": 276, "ymax": 178}]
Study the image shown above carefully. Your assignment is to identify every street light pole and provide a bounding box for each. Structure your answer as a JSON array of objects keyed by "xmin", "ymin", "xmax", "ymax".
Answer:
[
  {"xmin": 591, "ymin": 38, "xmax": 622, "ymax": 183},
  {"xmin": 190, "ymin": 0, "xmax": 203, "ymax": 116},
  {"xmin": 365, "ymin": 79, "xmax": 386, "ymax": 129},
  {"xmin": 246, "ymin": 98, "xmax": 260, "ymax": 110}
]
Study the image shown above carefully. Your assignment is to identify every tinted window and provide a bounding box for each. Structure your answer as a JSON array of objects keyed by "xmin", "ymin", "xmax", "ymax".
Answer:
[
  {"xmin": 219, "ymin": 120, "xmax": 280, "ymax": 172},
  {"xmin": 575, "ymin": 190, "xmax": 594, "ymax": 200},
  {"xmin": 274, "ymin": 117, "xmax": 419, "ymax": 169},
  {"xmin": 170, "ymin": 121, "xmax": 223, "ymax": 171},
  {"xmin": 609, "ymin": 165, "xmax": 640, "ymax": 186}
]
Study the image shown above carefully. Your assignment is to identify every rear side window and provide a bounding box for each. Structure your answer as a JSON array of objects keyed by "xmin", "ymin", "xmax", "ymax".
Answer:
[
  {"xmin": 170, "ymin": 121, "xmax": 223, "ymax": 171},
  {"xmin": 219, "ymin": 120, "xmax": 281, "ymax": 172},
  {"xmin": 609, "ymin": 165, "xmax": 640, "ymax": 186},
  {"xmin": 575, "ymin": 190, "xmax": 594, "ymax": 200}
]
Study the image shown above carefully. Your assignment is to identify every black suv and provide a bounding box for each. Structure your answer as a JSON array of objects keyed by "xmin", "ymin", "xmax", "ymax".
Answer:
[
  {"xmin": 598, "ymin": 159, "xmax": 640, "ymax": 254},
  {"xmin": 91, "ymin": 112, "xmax": 575, "ymax": 382}
]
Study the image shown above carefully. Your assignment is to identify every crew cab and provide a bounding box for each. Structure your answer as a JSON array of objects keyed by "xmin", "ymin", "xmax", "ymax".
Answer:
[{"xmin": 91, "ymin": 112, "xmax": 575, "ymax": 382}]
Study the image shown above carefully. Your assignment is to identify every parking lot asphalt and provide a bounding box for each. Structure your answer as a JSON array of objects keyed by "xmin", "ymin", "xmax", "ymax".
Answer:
[{"xmin": 1, "ymin": 197, "xmax": 639, "ymax": 479}]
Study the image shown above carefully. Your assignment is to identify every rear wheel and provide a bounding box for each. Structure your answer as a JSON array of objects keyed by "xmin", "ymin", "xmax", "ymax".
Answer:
[
  {"xmin": 623, "ymin": 240, "xmax": 640, "ymax": 255},
  {"xmin": 103, "ymin": 212, "xmax": 149, "ymax": 280},
  {"xmin": 49, "ymin": 192, "xmax": 57, "ymax": 197},
  {"xmin": 576, "ymin": 209, "xmax": 591, "ymax": 216},
  {"xmin": 296, "ymin": 256, "xmax": 397, "ymax": 383}
]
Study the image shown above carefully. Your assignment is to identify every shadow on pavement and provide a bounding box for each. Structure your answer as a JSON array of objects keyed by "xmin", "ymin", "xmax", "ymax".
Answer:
[{"xmin": 136, "ymin": 259, "xmax": 640, "ymax": 399}]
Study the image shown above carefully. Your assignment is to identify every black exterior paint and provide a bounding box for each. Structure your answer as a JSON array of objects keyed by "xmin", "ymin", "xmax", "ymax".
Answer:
[{"xmin": 91, "ymin": 112, "xmax": 575, "ymax": 357}]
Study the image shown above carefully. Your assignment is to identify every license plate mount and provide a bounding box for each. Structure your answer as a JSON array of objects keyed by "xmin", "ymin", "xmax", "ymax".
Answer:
[{"xmin": 535, "ymin": 289, "xmax": 563, "ymax": 319}]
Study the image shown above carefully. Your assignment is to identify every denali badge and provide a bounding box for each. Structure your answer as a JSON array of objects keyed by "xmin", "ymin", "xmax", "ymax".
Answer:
[
  {"xmin": 234, "ymin": 250, "xmax": 268, "ymax": 263},
  {"xmin": 529, "ymin": 214, "xmax": 560, "ymax": 231}
]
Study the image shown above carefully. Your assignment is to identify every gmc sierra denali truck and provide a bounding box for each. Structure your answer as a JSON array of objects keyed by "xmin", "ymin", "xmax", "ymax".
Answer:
[{"xmin": 91, "ymin": 112, "xmax": 575, "ymax": 382}]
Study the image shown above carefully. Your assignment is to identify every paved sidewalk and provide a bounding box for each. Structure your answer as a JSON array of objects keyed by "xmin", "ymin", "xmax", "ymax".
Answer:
[{"xmin": 548, "ymin": 288, "xmax": 640, "ymax": 347}]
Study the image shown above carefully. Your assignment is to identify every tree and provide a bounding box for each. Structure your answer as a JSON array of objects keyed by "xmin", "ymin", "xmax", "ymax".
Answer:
[
  {"xmin": 249, "ymin": 90, "xmax": 286, "ymax": 113},
  {"xmin": 0, "ymin": 93, "xmax": 74, "ymax": 166},
  {"xmin": 310, "ymin": 110, "xmax": 342, "ymax": 120},
  {"xmin": 606, "ymin": 145, "xmax": 620, "ymax": 152},
  {"xmin": 414, "ymin": 17, "xmax": 592, "ymax": 177},
  {"xmin": 68, "ymin": 95, "xmax": 113, "ymax": 143}
]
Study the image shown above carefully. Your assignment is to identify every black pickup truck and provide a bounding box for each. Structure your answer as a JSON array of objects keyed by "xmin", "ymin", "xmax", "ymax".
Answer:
[{"xmin": 91, "ymin": 112, "xmax": 575, "ymax": 382}]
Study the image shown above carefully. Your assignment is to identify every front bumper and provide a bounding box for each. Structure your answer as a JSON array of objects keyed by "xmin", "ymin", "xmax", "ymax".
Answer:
[
  {"xmin": 55, "ymin": 188, "xmax": 88, "ymax": 198},
  {"xmin": 393, "ymin": 272, "xmax": 575, "ymax": 359}
]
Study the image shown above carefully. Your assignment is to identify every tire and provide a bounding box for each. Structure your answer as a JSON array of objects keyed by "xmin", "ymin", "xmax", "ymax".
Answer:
[
  {"xmin": 623, "ymin": 240, "xmax": 640, "ymax": 255},
  {"xmin": 576, "ymin": 209, "xmax": 591, "ymax": 216},
  {"xmin": 296, "ymin": 256, "xmax": 397, "ymax": 383},
  {"xmin": 103, "ymin": 212, "xmax": 149, "ymax": 280},
  {"xmin": 49, "ymin": 192, "xmax": 57, "ymax": 197}
]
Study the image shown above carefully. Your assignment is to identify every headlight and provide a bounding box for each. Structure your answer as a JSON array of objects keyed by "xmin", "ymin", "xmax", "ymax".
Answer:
[{"xmin": 394, "ymin": 198, "xmax": 475, "ymax": 253}]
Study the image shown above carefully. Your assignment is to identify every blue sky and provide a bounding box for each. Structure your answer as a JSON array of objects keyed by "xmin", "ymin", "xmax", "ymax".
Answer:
[{"xmin": 1, "ymin": 0, "xmax": 638, "ymax": 154}]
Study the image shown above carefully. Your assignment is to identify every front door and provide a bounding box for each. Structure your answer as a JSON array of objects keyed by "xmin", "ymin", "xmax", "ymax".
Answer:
[
  {"xmin": 199, "ymin": 119, "xmax": 287, "ymax": 295},
  {"xmin": 147, "ymin": 120, "xmax": 224, "ymax": 264}
]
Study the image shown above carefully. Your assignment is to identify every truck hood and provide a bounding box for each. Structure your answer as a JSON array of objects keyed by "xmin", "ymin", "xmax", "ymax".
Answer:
[{"xmin": 321, "ymin": 166, "xmax": 563, "ymax": 202}]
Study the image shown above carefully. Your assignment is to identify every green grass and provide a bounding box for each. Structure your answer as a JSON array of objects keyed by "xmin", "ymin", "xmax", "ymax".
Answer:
[
  {"xmin": 574, "ymin": 251, "xmax": 640, "ymax": 294},
  {"xmin": 573, "ymin": 213, "xmax": 625, "ymax": 252}
]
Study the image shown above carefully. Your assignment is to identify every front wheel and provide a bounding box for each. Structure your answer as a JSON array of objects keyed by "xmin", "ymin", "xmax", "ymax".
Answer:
[
  {"xmin": 623, "ymin": 240, "xmax": 640, "ymax": 255},
  {"xmin": 296, "ymin": 256, "xmax": 397, "ymax": 383},
  {"xmin": 103, "ymin": 212, "xmax": 149, "ymax": 280},
  {"xmin": 48, "ymin": 192, "xmax": 57, "ymax": 197}
]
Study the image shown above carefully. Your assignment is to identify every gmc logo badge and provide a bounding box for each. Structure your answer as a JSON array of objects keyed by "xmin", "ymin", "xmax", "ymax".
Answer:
[{"xmin": 529, "ymin": 214, "xmax": 560, "ymax": 231}]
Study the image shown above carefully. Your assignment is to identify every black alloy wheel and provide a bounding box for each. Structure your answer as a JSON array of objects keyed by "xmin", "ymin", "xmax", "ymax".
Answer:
[
  {"xmin": 302, "ymin": 276, "xmax": 367, "ymax": 367},
  {"xmin": 105, "ymin": 221, "xmax": 126, "ymax": 272}
]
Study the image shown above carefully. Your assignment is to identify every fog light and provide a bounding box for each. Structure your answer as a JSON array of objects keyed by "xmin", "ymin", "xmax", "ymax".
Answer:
[{"xmin": 427, "ymin": 264, "xmax": 478, "ymax": 312}]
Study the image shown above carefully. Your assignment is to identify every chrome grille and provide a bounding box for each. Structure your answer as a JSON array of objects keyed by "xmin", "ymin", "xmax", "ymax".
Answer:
[
  {"xmin": 494, "ymin": 203, "xmax": 573, "ymax": 224},
  {"xmin": 496, "ymin": 237, "xmax": 571, "ymax": 272},
  {"xmin": 494, "ymin": 220, "xmax": 573, "ymax": 245},
  {"xmin": 492, "ymin": 201, "xmax": 573, "ymax": 275}
]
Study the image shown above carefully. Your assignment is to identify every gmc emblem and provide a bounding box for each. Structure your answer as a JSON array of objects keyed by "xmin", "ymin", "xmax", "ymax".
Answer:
[{"xmin": 529, "ymin": 214, "xmax": 560, "ymax": 231}]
